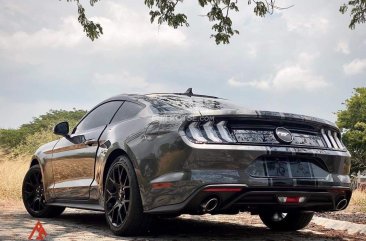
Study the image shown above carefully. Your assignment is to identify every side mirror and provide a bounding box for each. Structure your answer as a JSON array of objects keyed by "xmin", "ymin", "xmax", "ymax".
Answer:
[{"xmin": 53, "ymin": 121, "xmax": 69, "ymax": 136}]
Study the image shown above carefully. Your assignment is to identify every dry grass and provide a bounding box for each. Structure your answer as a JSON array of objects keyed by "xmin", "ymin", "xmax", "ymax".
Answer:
[
  {"xmin": 0, "ymin": 150, "xmax": 30, "ymax": 201},
  {"xmin": 348, "ymin": 189, "xmax": 366, "ymax": 212}
]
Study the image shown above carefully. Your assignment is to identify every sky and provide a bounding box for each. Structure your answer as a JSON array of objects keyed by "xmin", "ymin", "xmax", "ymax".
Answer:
[{"xmin": 0, "ymin": 0, "xmax": 365, "ymax": 128}]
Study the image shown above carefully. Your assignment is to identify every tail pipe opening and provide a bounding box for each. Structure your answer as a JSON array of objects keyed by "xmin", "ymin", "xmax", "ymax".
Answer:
[
  {"xmin": 335, "ymin": 198, "xmax": 348, "ymax": 211},
  {"xmin": 201, "ymin": 197, "xmax": 219, "ymax": 213}
]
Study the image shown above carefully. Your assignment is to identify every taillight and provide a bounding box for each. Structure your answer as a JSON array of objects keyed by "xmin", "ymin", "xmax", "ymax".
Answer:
[
  {"xmin": 185, "ymin": 121, "xmax": 236, "ymax": 143},
  {"xmin": 321, "ymin": 128, "xmax": 345, "ymax": 150},
  {"xmin": 216, "ymin": 121, "xmax": 236, "ymax": 142},
  {"xmin": 203, "ymin": 122, "xmax": 222, "ymax": 142},
  {"xmin": 188, "ymin": 122, "xmax": 207, "ymax": 142}
]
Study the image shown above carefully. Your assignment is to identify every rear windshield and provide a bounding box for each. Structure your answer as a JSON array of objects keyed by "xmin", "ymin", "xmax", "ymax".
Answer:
[{"xmin": 144, "ymin": 94, "xmax": 242, "ymax": 113}]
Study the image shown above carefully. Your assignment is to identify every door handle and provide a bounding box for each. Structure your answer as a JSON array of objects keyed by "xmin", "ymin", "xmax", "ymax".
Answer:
[{"xmin": 84, "ymin": 139, "xmax": 98, "ymax": 146}]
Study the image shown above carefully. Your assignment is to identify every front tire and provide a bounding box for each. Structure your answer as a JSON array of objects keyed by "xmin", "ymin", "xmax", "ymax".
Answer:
[
  {"xmin": 259, "ymin": 211, "xmax": 314, "ymax": 231},
  {"xmin": 104, "ymin": 155, "xmax": 151, "ymax": 236},
  {"xmin": 22, "ymin": 165, "xmax": 65, "ymax": 218}
]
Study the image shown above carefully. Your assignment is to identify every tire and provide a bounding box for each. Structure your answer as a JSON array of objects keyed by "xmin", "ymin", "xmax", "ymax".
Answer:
[
  {"xmin": 22, "ymin": 165, "xmax": 65, "ymax": 218},
  {"xmin": 259, "ymin": 211, "xmax": 314, "ymax": 231},
  {"xmin": 104, "ymin": 155, "xmax": 152, "ymax": 236}
]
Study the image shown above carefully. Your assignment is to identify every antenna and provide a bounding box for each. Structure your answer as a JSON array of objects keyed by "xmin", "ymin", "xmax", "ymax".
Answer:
[{"xmin": 184, "ymin": 88, "xmax": 193, "ymax": 97}]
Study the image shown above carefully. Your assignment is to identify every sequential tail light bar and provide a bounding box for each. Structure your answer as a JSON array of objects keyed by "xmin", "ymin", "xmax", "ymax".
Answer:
[
  {"xmin": 185, "ymin": 121, "xmax": 236, "ymax": 143},
  {"xmin": 185, "ymin": 120, "xmax": 346, "ymax": 151}
]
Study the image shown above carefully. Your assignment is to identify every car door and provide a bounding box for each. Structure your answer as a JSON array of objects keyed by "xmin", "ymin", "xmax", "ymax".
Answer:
[{"xmin": 51, "ymin": 101, "xmax": 123, "ymax": 200}]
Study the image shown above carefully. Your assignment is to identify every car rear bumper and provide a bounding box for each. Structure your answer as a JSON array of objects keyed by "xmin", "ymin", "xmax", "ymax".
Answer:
[
  {"xmin": 145, "ymin": 184, "xmax": 352, "ymax": 214},
  {"xmin": 141, "ymin": 135, "xmax": 352, "ymax": 213}
]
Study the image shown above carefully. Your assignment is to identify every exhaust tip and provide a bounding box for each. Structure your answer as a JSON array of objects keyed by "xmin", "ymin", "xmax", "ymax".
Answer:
[
  {"xmin": 335, "ymin": 198, "xmax": 348, "ymax": 211},
  {"xmin": 201, "ymin": 197, "xmax": 219, "ymax": 213}
]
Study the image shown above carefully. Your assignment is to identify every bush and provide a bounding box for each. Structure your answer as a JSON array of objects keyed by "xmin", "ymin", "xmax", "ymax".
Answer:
[
  {"xmin": 349, "ymin": 190, "xmax": 366, "ymax": 212},
  {"xmin": 0, "ymin": 109, "xmax": 87, "ymax": 156}
]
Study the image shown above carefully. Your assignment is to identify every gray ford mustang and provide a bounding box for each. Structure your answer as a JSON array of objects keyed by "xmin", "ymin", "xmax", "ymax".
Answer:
[{"xmin": 22, "ymin": 89, "xmax": 352, "ymax": 235}]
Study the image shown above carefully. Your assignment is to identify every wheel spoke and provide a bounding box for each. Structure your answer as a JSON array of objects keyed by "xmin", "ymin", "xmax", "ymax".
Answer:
[
  {"xmin": 106, "ymin": 188, "xmax": 116, "ymax": 196},
  {"xmin": 108, "ymin": 175, "xmax": 116, "ymax": 185},
  {"xmin": 122, "ymin": 203, "xmax": 127, "ymax": 214},
  {"xmin": 123, "ymin": 174, "xmax": 128, "ymax": 186},
  {"xmin": 35, "ymin": 173, "xmax": 41, "ymax": 185},
  {"xmin": 113, "ymin": 204, "xmax": 120, "ymax": 225},
  {"xmin": 114, "ymin": 167, "xmax": 119, "ymax": 183},
  {"xmin": 108, "ymin": 203, "xmax": 118, "ymax": 215},
  {"xmin": 40, "ymin": 201, "xmax": 45, "ymax": 210},
  {"xmin": 117, "ymin": 166, "xmax": 123, "ymax": 184},
  {"xmin": 106, "ymin": 193, "xmax": 116, "ymax": 204},
  {"xmin": 117, "ymin": 206, "xmax": 123, "ymax": 225},
  {"xmin": 37, "ymin": 199, "xmax": 42, "ymax": 211},
  {"xmin": 24, "ymin": 189, "xmax": 34, "ymax": 195},
  {"xmin": 31, "ymin": 198, "xmax": 38, "ymax": 211},
  {"xmin": 25, "ymin": 181, "xmax": 35, "ymax": 188},
  {"xmin": 25, "ymin": 193, "xmax": 35, "ymax": 201}
]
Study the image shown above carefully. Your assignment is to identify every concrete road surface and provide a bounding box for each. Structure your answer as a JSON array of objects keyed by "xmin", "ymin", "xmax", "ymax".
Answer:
[{"xmin": 0, "ymin": 202, "xmax": 357, "ymax": 241}]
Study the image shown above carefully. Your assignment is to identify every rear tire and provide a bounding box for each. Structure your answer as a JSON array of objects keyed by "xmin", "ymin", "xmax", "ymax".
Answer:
[
  {"xmin": 259, "ymin": 211, "xmax": 314, "ymax": 231},
  {"xmin": 22, "ymin": 165, "xmax": 65, "ymax": 218},
  {"xmin": 104, "ymin": 155, "xmax": 152, "ymax": 236}
]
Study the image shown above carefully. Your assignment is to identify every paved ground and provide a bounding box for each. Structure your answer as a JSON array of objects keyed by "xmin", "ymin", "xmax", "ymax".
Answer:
[
  {"xmin": 317, "ymin": 211, "xmax": 366, "ymax": 225},
  {"xmin": 0, "ymin": 202, "xmax": 361, "ymax": 241}
]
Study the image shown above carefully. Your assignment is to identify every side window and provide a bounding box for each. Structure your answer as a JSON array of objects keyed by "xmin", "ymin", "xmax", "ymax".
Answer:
[
  {"xmin": 75, "ymin": 101, "xmax": 122, "ymax": 133},
  {"xmin": 111, "ymin": 101, "xmax": 144, "ymax": 124}
]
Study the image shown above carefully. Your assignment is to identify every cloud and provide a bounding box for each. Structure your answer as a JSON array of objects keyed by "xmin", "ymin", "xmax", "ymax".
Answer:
[
  {"xmin": 0, "ymin": 2, "xmax": 186, "ymax": 53},
  {"xmin": 92, "ymin": 72, "xmax": 170, "ymax": 94},
  {"xmin": 336, "ymin": 41, "xmax": 350, "ymax": 54},
  {"xmin": 343, "ymin": 58, "xmax": 366, "ymax": 75},
  {"xmin": 228, "ymin": 66, "xmax": 328, "ymax": 92},
  {"xmin": 228, "ymin": 52, "xmax": 328, "ymax": 92},
  {"xmin": 297, "ymin": 52, "xmax": 319, "ymax": 65},
  {"xmin": 281, "ymin": 14, "xmax": 329, "ymax": 35},
  {"xmin": 269, "ymin": 66, "xmax": 328, "ymax": 91},
  {"xmin": 228, "ymin": 78, "xmax": 270, "ymax": 89},
  {"xmin": 0, "ymin": 16, "xmax": 83, "ymax": 50}
]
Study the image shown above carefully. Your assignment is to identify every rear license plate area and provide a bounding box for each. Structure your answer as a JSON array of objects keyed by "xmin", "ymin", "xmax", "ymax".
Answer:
[{"xmin": 247, "ymin": 156, "xmax": 328, "ymax": 178}]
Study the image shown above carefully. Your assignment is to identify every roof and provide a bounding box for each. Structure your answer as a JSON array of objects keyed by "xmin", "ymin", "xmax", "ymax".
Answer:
[{"xmin": 102, "ymin": 88, "xmax": 221, "ymax": 103}]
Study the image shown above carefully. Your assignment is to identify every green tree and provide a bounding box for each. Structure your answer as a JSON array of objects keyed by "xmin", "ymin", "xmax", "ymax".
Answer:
[
  {"xmin": 63, "ymin": 1, "xmax": 364, "ymax": 45},
  {"xmin": 64, "ymin": 0, "xmax": 291, "ymax": 45},
  {"xmin": 339, "ymin": 0, "xmax": 366, "ymax": 29},
  {"xmin": 0, "ymin": 109, "xmax": 87, "ymax": 155},
  {"xmin": 337, "ymin": 88, "xmax": 366, "ymax": 174}
]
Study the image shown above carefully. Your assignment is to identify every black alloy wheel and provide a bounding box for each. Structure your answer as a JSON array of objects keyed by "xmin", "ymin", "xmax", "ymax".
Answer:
[
  {"xmin": 105, "ymin": 162, "xmax": 131, "ymax": 227},
  {"xmin": 22, "ymin": 165, "xmax": 65, "ymax": 218},
  {"xmin": 104, "ymin": 155, "xmax": 152, "ymax": 236}
]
